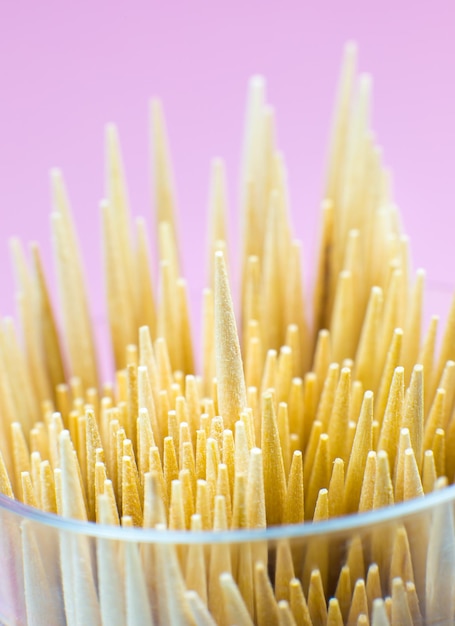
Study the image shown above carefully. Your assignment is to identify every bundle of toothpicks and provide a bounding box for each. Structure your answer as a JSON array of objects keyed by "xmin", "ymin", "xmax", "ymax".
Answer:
[{"xmin": 1, "ymin": 42, "xmax": 454, "ymax": 625}]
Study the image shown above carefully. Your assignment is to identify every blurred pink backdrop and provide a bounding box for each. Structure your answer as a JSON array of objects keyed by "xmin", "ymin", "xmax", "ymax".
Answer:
[{"xmin": 0, "ymin": 1, "xmax": 454, "ymax": 377}]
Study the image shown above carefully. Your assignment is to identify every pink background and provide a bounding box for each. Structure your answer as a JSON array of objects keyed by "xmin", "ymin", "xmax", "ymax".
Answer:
[{"xmin": 0, "ymin": 1, "xmax": 454, "ymax": 376}]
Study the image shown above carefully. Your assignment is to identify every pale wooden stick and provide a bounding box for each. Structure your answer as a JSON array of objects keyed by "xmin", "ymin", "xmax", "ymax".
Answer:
[
  {"xmin": 432, "ymin": 293, "xmax": 455, "ymax": 402},
  {"xmin": 31, "ymin": 243, "xmax": 65, "ymax": 388},
  {"xmin": 346, "ymin": 535, "xmax": 365, "ymax": 594},
  {"xmin": 394, "ymin": 427, "xmax": 412, "ymax": 503},
  {"xmin": 377, "ymin": 269, "xmax": 403, "ymax": 379},
  {"xmin": 435, "ymin": 359, "xmax": 455, "ymax": 430},
  {"xmin": 242, "ymin": 257, "xmax": 261, "ymax": 355},
  {"xmin": 312, "ymin": 329, "xmax": 332, "ymax": 402},
  {"xmin": 105, "ymin": 123, "xmax": 138, "ymax": 323},
  {"xmin": 371, "ymin": 598, "xmax": 391, "ymax": 626},
  {"xmin": 418, "ymin": 315, "xmax": 438, "ymax": 416},
  {"xmin": 207, "ymin": 158, "xmax": 229, "ymax": 288},
  {"xmin": 185, "ymin": 514, "xmax": 208, "ymax": 605},
  {"xmin": 97, "ymin": 494, "xmax": 126, "ymax": 626},
  {"xmin": 312, "ymin": 201, "xmax": 335, "ymax": 340},
  {"xmin": 150, "ymin": 99, "xmax": 181, "ymax": 264},
  {"xmin": 156, "ymin": 260, "xmax": 179, "ymax": 371},
  {"xmin": 335, "ymin": 565, "xmax": 352, "ymax": 623},
  {"xmin": 358, "ymin": 451, "xmax": 376, "ymax": 513},
  {"xmin": 122, "ymin": 455, "xmax": 143, "ymax": 526},
  {"xmin": 261, "ymin": 393, "xmax": 286, "ymax": 525},
  {"xmin": 22, "ymin": 520, "xmax": 66, "ymax": 626},
  {"xmin": 366, "ymin": 563, "xmax": 382, "ymax": 614},
  {"xmin": 101, "ymin": 199, "xmax": 136, "ymax": 369},
  {"xmin": 21, "ymin": 471, "xmax": 37, "ymax": 508},
  {"xmin": 328, "ymin": 457, "xmax": 345, "ymax": 517},
  {"xmin": 402, "ymin": 269, "xmax": 425, "ymax": 380},
  {"xmin": 11, "ymin": 421, "xmax": 31, "ymax": 496},
  {"xmin": 347, "ymin": 579, "xmax": 368, "ymax": 626},
  {"xmin": 389, "ymin": 526, "xmax": 414, "ymax": 587},
  {"xmin": 402, "ymin": 364, "xmax": 424, "ymax": 470},
  {"xmin": 344, "ymin": 390, "xmax": 373, "ymax": 513},
  {"xmin": 185, "ymin": 590, "xmax": 218, "ymax": 626},
  {"xmin": 405, "ymin": 581, "xmax": 423, "ymax": 626},
  {"xmin": 246, "ymin": 448, "xmax": 267, "ymax": 565},
  {"xmin": 327, "ymin": 366, "xmax": 351, "ymax": 463},
  {"xmin": 176, "ymin": 278, "xmax": 195, "ymax": 375},
  {"xmin": 254, "ymin": 561, "xmax": 280, "ymax": 626},
  {"xmin": 283, "ymin": 450, "xmax": 304, "ymax": 524},
  {"xmin": 330, "ymin": 270, "xmax": 355, "ymax": 363},
  {"xmin": 307, "ymin": 569, "xmax": 328, "ymax": 625},
  {"xmin": 422, "ymin": 449, "xmax": 437, "ymax": 494},
  {"xmin": 275, "ymin": 539, "xmax": 295, "ymax": 602},
  {"xmin": 208, "ymin": 496, "xmax": 232, "ymax": 624},
  {"xmin": 303, "ymin": 420, "xmax": 323, "ymax": 489},
  {"xmin": 285, "ymin": 241, "xmax": 310, "ymax": 373},
  {"xmin": 391, "ymin": 577, "xmax": 413, "ymax": 625},
  {"xmin": 277, "ymin": 600, "xmax": 298, "ymax": 626},
  {"xmin": 195, "ymin": 479, "xmax": 211, "ymax": 530},
  {"xmin": 9, "ymin": 240, "xmax": 51, "ymax": 408},
  {"xmin": 377, "ymin": 366, "xmax": 404, "ymax": 471},
  {"xmin": 215, "ymin": 464, "xmax": 231, "ymax": 528},
  {"xmin": 124, "ymin": 540, "xmax": 154, "ymax": 625},
  {"xmin": 153, "ymin": 527, "xmax": 194, "ymax": 625},
  {"xmin": 325, "ymin": 41, "xmax": 357, "ymax": 212},
  {"xmin": 260, "ymin": 190, "xmax": 285, "ymax": 351},
  {"xmin": 135, "ymin": 218, "xmax": 157, "ymax": 336},
  {"xmin": 143, "ymin": 471, "xmax": 166, "ymax": 528},
  {"xmin": 306, "ymin": 433, "xmax": 330, "ymax": 520},
  {"xmin": 289, "ymin": 577, "xmax": 312, "ymax": 626},
  {"xmin": 214, "ymin": 251, "xmax": 247, "ymax": 430},
  {"xmin": 374, "ymin": 328, "xmax": 403, "ymax": 428},
  {"xmin": 403, "ymin": 448, "xmax": 424, "ymax": 501},
  {"xmin": 51, "ymin": 209, "xmax": 98, "ymax": 388},
  {"xmin": 353, "ymin": 286, "xmax": 383, "ymax": 392},
  {"xmin": 59, "ymin": 430, "xmax": 87, "ymax": 521},
  {"xmin": 240, "ymin": 76, "xmax": 266, "ymax": 256},
  {"xmin": 432, "ymin": 430, "xmax": 446, "ymax": 475},
  {"xmin": 327, "ymin": 598, "xmax": 344, "ymax": 626},
  {"xmin": 0, "ymin": 448, "xmax": 14, "ymax": 498},
  {"xmin": 316, "ymin": 362, "xmax": 340, "ymax": 433}
]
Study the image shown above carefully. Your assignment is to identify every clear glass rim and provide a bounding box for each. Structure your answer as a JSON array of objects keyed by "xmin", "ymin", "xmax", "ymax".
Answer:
[{"xmin": 1, "ymin": 484, "xmax": 454, "ymax": 544}]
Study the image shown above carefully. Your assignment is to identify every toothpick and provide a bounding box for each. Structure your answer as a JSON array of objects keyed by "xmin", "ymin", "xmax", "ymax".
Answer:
[
  {"xmin": 358, "ymin": 451, "xmax": 376, "ymax": 513},
  {"xmin": 389, "ymin": 526, "xmax": 415, "ymax": 588},
  {"xmin": 150, "ymin": 99, "xmax": 180, "ymax": 266},
  {"xmin": 261, "ymin": 393, "xmax": 286, "ymax": 525},
  {"xmin": 366, "ymin": 563, "xmax": 382, "ymax": 615},
  {"xmin": 289, "ymin": 577, "xmax": 312, "ymax": 626},
  {"xmin": 391, "ymin": 577, "xmax": 413, "ymax": 625},
  {"xmin": 185, "ymin": 514, "xmax": 208, "ymax": 605},
  {"xmin": 327, "ymin": 366, "xmax": 351, "ymax": 462},
  {"xmin": 214, "ymin": 251, "xmax": 247, "ymax": 430},
  {"xmin": 335, "ymin": 565, "xmax": 352, "ymax": 623},
  {"xmin": 97, "ymin": 494, "xmax": 126, "ymax": 626},
  {"xmin": 377, "ymin": 366, "xmax": 404, "ymax": 472},
  {"xmin": 402, "ymin": 364, "xmax": 424, "ymax": 471},
  {"xmin": 124, "ymin": 540, "xmax": 154, "ymax": 625},
  {"xmin": 327, "ymin": 598, "xmax": 344, "ymax": 626},
  {"xmin": 347, "ymin": 579, "xmax": 368, "ymax": 626},
  {"xmin": 371, "ymin": 599, "xmax": 390, "ymax": 626},
  {"xmin": 284, "ymin": 450, "xmax": 304, "ymax": 524},
  {"xmin": 254, "ymin": 561, "xmax": 280, "ymax": 626},
  {"xmin": 328, "ymin": 457, "xmax": 345, "ymax": 518},
  {"xmin": 22, "ymin": 520, "xmax": 66, "ymax": 625},
  {"xmin": 307, "ymin": 569, "xmax": 328, "ymax": 625},
  {"xmin": 344, "ymin": 391, "xmax": 373, "ymax": 513},
  {"xmin": 275, "ymin": 540, "xmax": 295, "ymax": 604}
]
